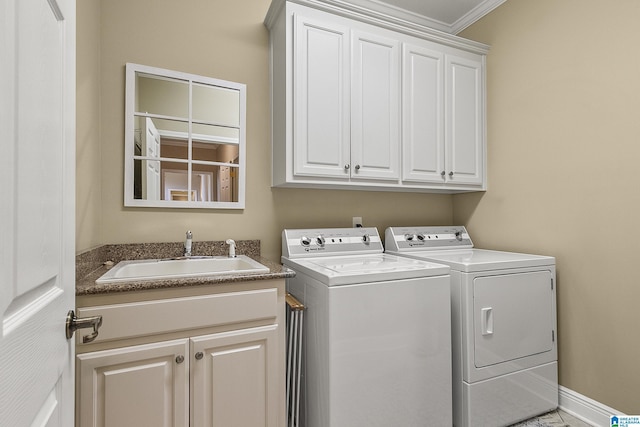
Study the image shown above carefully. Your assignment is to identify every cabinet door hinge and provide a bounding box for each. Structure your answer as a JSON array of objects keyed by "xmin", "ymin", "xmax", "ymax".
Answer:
[
  {"xmin": 551, "ymin": 278, "xmax": 554, "ymax": 290},
  {"xmin": 552, "ymin": 330, "xmax": 555, "ymax": 342}
]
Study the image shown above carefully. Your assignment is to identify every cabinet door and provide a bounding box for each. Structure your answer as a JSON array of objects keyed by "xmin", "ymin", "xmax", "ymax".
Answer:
[
  {"xmin": 351, "ymin": 30, "xmax": 400, "ymax": 181},
  {"xmin": 445, "ymin": 54, "xmax": 484, "ymax": 185},
  {"xmin": 402, "ymin": 43, "xmax": 445, "ymax": 183},
  {"xmin": 293, "ymin": 14, "xmax": 350, "ymax": 179},
  {"xmin": 190, "ymin": 325, "xmax": 279, "ymax": 427},
  {"xmin": 77, "ymin": 339, "xmax": 189, "ymax": 427}
]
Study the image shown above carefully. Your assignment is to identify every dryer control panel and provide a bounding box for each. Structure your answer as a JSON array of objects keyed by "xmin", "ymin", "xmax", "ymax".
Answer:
[
  {"xmin": 385, "ymin": 226, "xmax": 473, "ymax": 252},
  {"xmin": 282, "ymin": 227, "xmax": 383, "ymax": 258}
]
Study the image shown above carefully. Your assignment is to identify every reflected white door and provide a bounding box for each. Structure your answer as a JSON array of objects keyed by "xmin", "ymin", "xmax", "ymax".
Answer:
[
  {"xmin": 143, "ymin": 117, "xmax": 161, "ymax": 200},
  {"xmin": 0, "ymin": 0, "xmax": 76, "ymax": 425}
]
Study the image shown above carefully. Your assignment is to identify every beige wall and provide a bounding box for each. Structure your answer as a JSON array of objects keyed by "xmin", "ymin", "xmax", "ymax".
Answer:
[
  {"xmin": 458, "ymin": 0, "xmax": 640, "ymax": 414},
  {"xmin": 76, "ymin": 0, "xmax": 453, "ymax": 261}
]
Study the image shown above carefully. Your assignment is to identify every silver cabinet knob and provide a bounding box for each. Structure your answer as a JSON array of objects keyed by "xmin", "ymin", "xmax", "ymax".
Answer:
[
  {"xmin": 176, "ymin": 355, "xmax": 185, "ymax": 364},
  {"xmin": 441, "ymin": 171, "xmax": 445, "ymax": 177},
  {"xmin": 449, "ymin": 171, "xmax": 454, "ymax": 177},
  {"xmin": 344, "ymin": 164, "xmax": 350, "ymax": 170},
  {"xmin": 195, "ymin": 351, "xmax": 204, "ymax": 360},
  {"xmin": 355, "ymin": 164, "xmax": 361, "ymax": 171}
]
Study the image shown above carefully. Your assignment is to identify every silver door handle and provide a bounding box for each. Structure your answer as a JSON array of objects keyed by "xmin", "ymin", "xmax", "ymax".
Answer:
[{"xmin": 65, "ymin": 310, "xmax": 103, "ymax": 343}]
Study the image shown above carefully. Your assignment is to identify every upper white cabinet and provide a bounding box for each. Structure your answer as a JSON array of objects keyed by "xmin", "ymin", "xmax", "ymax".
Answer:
[
  {"xmin": 402, "ymin": 45, "xmax": 484, "ymax": 186},
  {"xmin": 446, "ymin": 54, "xmax": 484, "ymax": 186},
  {"xmin": 292, "ymin": 14, "xmax": 350, "ymax": 179},
  {"xmin": 266, "ymin": 1, "xmax": 489, "ymax": 193},
  {"xmin": 351, "ymin": 30, "xmax": 401, "ymax": 181},
  {"xmin": 401, "ymin": 43, "xmax": 444, "ymax": 184}
]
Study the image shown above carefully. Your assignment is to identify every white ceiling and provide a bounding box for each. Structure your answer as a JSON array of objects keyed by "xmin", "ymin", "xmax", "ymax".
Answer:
[{"xmin": 340, "ymin": 0, "xmax": 508, "ymax": 34}]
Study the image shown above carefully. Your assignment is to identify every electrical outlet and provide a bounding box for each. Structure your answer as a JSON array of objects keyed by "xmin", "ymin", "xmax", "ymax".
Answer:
[{"xmin": 352, "ymin": 216, "xmax": 363, "ymax": 228}]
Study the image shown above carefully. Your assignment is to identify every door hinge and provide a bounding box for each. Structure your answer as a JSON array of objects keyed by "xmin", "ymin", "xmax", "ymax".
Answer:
[
  {"xmin": 551, "ymin": 278, "xmax": 554, "ymax": 290},
  {"xmin": 552, "ymin": 330, "xmax": 555, "ymax": 342}
]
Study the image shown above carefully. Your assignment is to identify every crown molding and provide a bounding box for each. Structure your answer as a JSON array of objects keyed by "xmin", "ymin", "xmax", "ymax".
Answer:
[
  {"xmin": 264, "ymin": 0, "xmax": 490, "ymax": 53},
  {"xmin": 266, "ymin": 0, "xmax": 508, "ymax": 35},
  {"xmin": 451, "ymin": 0, "xmax": 508, "ymax": 34}
]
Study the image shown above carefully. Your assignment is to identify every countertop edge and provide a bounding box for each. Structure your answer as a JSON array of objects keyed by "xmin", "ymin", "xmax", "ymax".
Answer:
[{"xmin": 76, "ymin": 256, "xmax": 295, "ymax": 296}]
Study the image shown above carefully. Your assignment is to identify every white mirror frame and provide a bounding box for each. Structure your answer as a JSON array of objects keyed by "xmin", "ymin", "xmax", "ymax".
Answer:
[{"xmin": 124, "ymin": 63, "xmax": 246, "ymax": 209}]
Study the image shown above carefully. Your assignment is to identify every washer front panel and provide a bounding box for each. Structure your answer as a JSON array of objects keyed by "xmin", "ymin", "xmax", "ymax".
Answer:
[{"xmin": 282, "ymin": 227, "xmax": 383, "ymax": 259}]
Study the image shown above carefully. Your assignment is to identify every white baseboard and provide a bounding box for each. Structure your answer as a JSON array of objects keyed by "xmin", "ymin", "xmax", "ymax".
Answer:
[{"xmin": 559, "ymin": 385, "xmax": 623, "ymax": 426}]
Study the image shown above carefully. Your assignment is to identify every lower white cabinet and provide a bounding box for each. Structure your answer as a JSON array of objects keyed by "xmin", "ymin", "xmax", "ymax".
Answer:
[
  {"xmin": 190, "ymin": 325, "xmax": 278, "ymax": 426},
  {"xmin": 77, "ymin": 339, "xmax": 190, "ymax": 427},
  {"xmin": 75, "ymin": 280, "xmax": 285, "ymax": 427}
]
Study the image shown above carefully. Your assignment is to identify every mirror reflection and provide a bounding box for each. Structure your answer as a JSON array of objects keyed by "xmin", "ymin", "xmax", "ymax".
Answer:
[{"xmin": 125, "ymin": 63, "xmax": 246, "ymax": 208}]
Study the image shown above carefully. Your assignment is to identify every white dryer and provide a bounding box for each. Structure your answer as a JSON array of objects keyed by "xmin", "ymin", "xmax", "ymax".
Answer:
[
  {"xmin": 385, "ymin": 226, "xmax": 558, "ymax": 427},
  {"xmin": 282, "ymin": 227, "xmax": 452, "ymax": 427}
]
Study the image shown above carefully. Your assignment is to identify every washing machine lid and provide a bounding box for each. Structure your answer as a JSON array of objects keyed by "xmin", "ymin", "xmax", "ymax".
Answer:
[
  {"xmin": 282, "ymin": 253, "xmax": 449, "ymax": 286},
  {"xmin": 387, "ymin": 249, "xmax": 554, "ymax": 272}
]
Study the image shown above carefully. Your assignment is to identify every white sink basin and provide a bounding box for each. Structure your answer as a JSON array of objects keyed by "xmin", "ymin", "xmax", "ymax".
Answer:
[{"xmin": 96, "ymin": 255, "xmax": 270, "ymax": 284}]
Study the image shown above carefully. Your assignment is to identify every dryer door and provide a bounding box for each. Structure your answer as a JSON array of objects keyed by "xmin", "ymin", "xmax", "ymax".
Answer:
[{"xmin": 473, "ymin": 270, "xmax": 554, "ymax": 368}]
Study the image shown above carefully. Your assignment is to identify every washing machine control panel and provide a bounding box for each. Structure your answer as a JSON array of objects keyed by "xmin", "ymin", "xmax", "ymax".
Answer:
[
  {"xmin": 283, "ymin": 227, "xmax": 383, "ymax": 258},
  {"xmin": 385, "ymin": 226, "xmax": 473, "ymax": 252}
]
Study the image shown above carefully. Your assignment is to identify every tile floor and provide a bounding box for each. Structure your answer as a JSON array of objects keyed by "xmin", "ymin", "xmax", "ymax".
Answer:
[{"xmin": 511, "ymin": 409, "xmax": 595, "ymax": 427}]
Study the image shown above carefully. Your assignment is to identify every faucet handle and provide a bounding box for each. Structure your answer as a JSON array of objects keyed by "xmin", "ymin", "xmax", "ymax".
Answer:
[
  {"xmin": 225, "ymin": 239, "xmax": 236, "ymax": 258},
  {"xmin": 184, "ymin": 230, "xmax": 193, "ymax": 257}
]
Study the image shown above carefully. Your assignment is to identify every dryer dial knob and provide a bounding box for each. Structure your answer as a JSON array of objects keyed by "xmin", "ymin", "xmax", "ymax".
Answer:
[
  {"xmin": 404, "ymin": 233, "xmax": 415, "ymax": 241},
  {"xmin": 416, "ymin": 233, "xmax": 425, "ymax": 241},
  {"xmin": 315, "ymin": 235, "xmax": 325, "ymax": 246},
  {"xmin": 301, "ymin": 236, "xmax": 311, "ymax": 246},
  {"xmin": 455, "ymin": 231, "xmax": 463, "ymax": 241},
  {"xmin": 362, "ymin": 233, "xmax": 370, "ymax": 244}
]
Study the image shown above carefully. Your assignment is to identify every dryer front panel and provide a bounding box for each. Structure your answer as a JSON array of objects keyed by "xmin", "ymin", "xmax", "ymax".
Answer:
[{"xmin": 473, "ymin": 270, "xmax": 554, "ymax": 368}]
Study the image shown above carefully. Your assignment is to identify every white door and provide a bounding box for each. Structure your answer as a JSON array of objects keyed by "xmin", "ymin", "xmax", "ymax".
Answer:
[
  {"xmin": 0, "ymin": 0, "xmax": 76, "ymax": 425},
  {"xmin": 351, "ymin": 30, "xmax": 400, "ymax": 181},
  {"xmin": 293, "ymin": 14, "xmax": 351, "ymax": 179}
]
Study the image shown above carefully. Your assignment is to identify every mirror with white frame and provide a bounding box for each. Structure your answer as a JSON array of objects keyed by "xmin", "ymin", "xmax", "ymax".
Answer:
[{"xmin": 124, "ymin": 63, "xmax": 246, "ymax": 208}]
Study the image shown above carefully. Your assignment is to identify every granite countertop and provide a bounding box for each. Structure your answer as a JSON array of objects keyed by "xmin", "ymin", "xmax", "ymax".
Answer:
[{"xmin": 76, "ymin": 240, "xmax": 295, "ymax": 296}]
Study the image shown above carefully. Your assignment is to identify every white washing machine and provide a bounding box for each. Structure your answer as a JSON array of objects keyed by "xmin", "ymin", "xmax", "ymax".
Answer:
[
  {"xmin": 385, "ymin": 226, "xmax": 558, "ymax": 427},
  {"xmin": 282, "ymin": 227, "xmax": 452, "ymax": 427}
]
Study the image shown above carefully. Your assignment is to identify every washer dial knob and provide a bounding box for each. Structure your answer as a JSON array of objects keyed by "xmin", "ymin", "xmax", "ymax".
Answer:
[
  {"xmin": 362, "ymin": 233, "xmax": 370, "ymax": 244},
  {"xmin": 315, "ymin": 235, "xmax": 325, "ymax": 246},
  {"xmin": 404, "ymin": 233, "xmax": 415, "ymax": 241},
  {"xmin": 300, "ymin": 236, "xmax": 311, "ymax": 246}
]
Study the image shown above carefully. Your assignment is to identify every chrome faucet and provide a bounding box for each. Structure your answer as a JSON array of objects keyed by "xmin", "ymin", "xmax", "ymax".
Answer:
[
  {"xmin": 225, "ymin": 239, "xmax": 236, "ymax": 258},
  {"xmin": 184, "ymin": 231, "xmax": 193, "ymax": 257}
]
